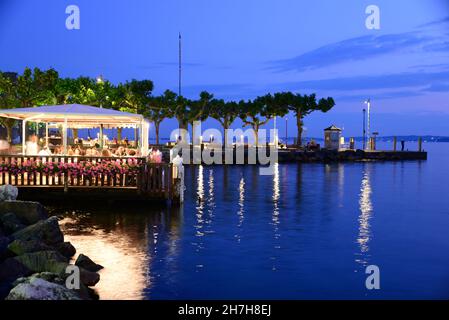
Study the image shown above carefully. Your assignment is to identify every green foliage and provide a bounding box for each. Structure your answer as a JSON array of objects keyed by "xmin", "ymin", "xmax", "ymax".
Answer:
[{"xmin": 0, "ymin": 67, "xmax": 336, "ymax": 146}]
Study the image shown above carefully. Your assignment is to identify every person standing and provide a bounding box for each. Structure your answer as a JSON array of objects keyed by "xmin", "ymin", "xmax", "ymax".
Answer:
[{"xmin": 401, "ymin": 140, "xmax": 405, "ymax": 151}]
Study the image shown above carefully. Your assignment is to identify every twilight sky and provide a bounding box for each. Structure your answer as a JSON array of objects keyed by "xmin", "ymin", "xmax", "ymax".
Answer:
[{"xmin": 1, "ymin": 0, "xmax": 449, "ymax": 138}]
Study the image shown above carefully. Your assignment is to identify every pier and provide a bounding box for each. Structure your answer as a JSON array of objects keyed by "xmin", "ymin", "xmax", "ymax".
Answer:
[{"xmin": 162, "ymin": 146, "xmax": 427, "ymax": 164}]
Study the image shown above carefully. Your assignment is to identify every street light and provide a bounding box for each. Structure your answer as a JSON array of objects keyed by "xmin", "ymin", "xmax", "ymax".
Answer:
[
  {"xmin": 97, "ymin": 75, "xmax": 104, "ymax": 108},
  {"xmin": 364, "ymin": 99, "xmax": 371, "ymax": 149}
]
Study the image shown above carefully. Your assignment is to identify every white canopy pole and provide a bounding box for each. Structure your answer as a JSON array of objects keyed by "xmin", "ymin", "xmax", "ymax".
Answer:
[
  {"xmin": 22, "ymin": 120, "xmax": 26, "ymax": 155},
  {"xmin": 63, "ymin": 117, "xmax": 68, "ymax": 155},
  {"xmin": 141, "ymin": 120, "xmax": 149, "ymax": 155},
  {"xmin": 45, "ymin": 122, "xmax": 49, "ymax": 147}
]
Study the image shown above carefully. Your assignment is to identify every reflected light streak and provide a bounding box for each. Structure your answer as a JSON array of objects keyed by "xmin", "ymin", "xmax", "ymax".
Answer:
[
  {"xmin": 207, "ymin": 169, "xmax": 215, "ymax": 215},
  {"xmin": 272, "ymin": 163, "xmax": 280, "ymax": 225},
  {"xmin": 237, "ymin": 177, "xmax": 245, "ymax": 228},
  {"xmin": 60, "ymin": 218, "xmax": 149, "ymax": 300},
  {"xmin": 356, "ymin": 168, "xmax": 373, "ymax": 266}
]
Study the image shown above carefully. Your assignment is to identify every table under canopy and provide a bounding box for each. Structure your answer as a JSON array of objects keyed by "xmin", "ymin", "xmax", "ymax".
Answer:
[{"xmin": 0, "ymin": 104, "xmax": 150, "ymax": 155}]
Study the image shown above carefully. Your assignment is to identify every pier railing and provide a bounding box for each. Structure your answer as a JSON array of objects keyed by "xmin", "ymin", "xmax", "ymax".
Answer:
[{"xmin": 0, "ymin": 155, "xmax": 175, "ymax": 199}]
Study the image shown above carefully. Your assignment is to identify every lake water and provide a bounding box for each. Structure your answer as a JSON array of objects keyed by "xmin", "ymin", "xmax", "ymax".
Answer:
[{"xmin": 54, "ymin": 142, "xmax": 449, "ymax": 300}]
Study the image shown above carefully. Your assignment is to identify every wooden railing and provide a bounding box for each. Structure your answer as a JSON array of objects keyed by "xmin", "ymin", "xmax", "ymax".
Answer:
[{"xmin": 0, "ymin": 155, "xmax": 174, "ymax": 199}]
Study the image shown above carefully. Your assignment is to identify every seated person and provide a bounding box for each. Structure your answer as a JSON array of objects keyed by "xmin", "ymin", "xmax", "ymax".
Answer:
[
  {"xmin": 115, "ymin": 146, "xmax": 125, "ymax": 157},
  {"xmin": 67, "ymin": 146, "xmax": 75, "ymax": 156},
  {"xmin": 38, "ymin": 146, "xmax": 52, "ymax": 156},
  {"xmin": 101, "ymin": 148, "xmax": 112, "ymax": 157}
]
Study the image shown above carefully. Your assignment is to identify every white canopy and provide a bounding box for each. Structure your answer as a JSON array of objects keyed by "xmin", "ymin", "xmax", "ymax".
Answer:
[
  {"xmin": 0, "ymin": 104, "xmax": 144, "ymax": 125},
  {"xmin": 0, "ymin": 104, "xmax": 150, "ymax": 155}
]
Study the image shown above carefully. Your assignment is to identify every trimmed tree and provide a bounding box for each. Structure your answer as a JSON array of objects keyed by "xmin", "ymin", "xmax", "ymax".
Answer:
[{"xmin": 288, "ymin": 93, "xmax": 335, "ymax": 146}]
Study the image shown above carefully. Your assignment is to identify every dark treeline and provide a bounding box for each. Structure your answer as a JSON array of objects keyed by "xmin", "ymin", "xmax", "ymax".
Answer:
[{"xmin": 0, "ymin": 67, "xmax": 336, "ymax": 146}]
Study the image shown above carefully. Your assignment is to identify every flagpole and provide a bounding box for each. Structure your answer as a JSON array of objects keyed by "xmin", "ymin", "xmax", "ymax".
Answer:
[{"xmin": 178, "ymin": 32, "xmax": 182, "ymax": 96}]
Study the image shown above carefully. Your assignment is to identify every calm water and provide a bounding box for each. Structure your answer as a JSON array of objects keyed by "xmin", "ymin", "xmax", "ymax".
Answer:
[{"xmin": 54, "ymin": 143, "xmax": 449, "ymax": 300}]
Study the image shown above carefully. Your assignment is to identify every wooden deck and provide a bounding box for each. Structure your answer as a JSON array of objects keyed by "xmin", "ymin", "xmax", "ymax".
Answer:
[{"xmin": 0, "ymin": 155, "xmax": 178, "ymax": 202}]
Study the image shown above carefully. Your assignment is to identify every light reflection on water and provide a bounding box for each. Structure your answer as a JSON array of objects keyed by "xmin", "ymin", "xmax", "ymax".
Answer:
[
  {"xmin": 356, "ymin": 165, "xmax": 373, "ymax": 266},
  {"xmin": 59, "ymin": 214, "xmax": 150, "ymax": 300},
  {"xmin": 52, "ymin": 143, "xmax": 449, "ymax": 299}
]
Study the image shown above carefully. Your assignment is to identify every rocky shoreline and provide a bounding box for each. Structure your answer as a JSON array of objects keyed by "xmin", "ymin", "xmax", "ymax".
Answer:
[{"xmin": 0, "ymin": 186, "xmax": 102, "ymax": 300}]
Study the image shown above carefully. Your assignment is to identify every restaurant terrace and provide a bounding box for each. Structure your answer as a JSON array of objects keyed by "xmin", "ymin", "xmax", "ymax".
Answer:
[{"xmin": 0, "ymin": 104, "xmax": 181, "ymax": 202}]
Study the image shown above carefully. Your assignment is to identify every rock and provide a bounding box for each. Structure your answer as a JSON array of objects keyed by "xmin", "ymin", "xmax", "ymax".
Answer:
[
  {"xmin": 55, "ymin": 242, "xmax": 76, "ymax": 259},
  {"xmin": 0, "ymin": 212, "xmax": 26, "ymax": 235},
  {"xmin": 0, "ymin": 236, "xmax": 10, "ymax": 260},
  {"xmin": 13, "ymin": 250, "xmax": 69, "ymax": 275},
  {"xmin": 12, "ymin": 216, "xmax": 64, "ymax": 246},
  {"xmin": 0, "ymin": 200, "xmax": 48, "ymax": 225},
  {"xmin": 5, "ymin": 275, "xmax": 81, "ymax": 300},
  {"xmin": 12, "ymin": 271, "xmax": 94, "ymax": 300},
  {"xmin": 75, "ymin": 254, "xmax": 103, "ymax": 272},
  {"xmin": 0, "ymin": 185, "xmax": 18, "ymax": 202},
  {"xmin": 0, "ymin": 258, "xmax": 32, "ymax": 283},
  {"xmin": 79, "ymin": 268, "xmax": 100, "ymax": 287},
  {"xmin": 7, "ymin": 239, "xmax": 52, "ymax": 256}
]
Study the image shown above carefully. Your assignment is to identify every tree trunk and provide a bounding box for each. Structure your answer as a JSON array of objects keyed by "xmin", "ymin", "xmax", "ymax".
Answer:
[
  {"xmin": 117, "ymin": 127, "xmax": 122, "ymax": 141},
  {"xmin": 177, "ymin": 118, "xmax": 188, "ymax": 143},
  {"xmin": 253, "ymin": 124, "xmax": 259, "ymax": 147},
  {"xmin": 296, "ymin": 114, "xmax": 303, "ymax": 147},
  {"xmin": 6, "ymin": 122, "xmax": 14, "ymax": 144},
  {"xmin": 155, "ymin": 122, "xmax": 160, "ymax": 145},
  {"xmin": 190, "ymin": 121, "xmax": 195, "ymax": 145},
  {"xmin": 72, "ymin": 128, "xmax": 78, "ymax": 140},
  {"xmin": 223, "ymin": 120, "xmax": 229, "ymax": 147}
]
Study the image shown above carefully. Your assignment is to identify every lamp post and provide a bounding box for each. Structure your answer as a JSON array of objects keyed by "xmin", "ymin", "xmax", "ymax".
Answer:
[
  {"xmin": 96, "ymin": 75, "xmax": 104, "ymax": 108},
  {"xmin": 364, "ymin": 99, "xmax": 371, "ymax": 150},
  {"xmin": 285, "ymin": 117, "xmax": 288, "ymax": 146},
  {"xmin": 97, "ymin": 75, "xmax": 104, "ymax": 146},
  {"xmin": 273, "ymin": 116, "xmax": 277, "ymax": 148},
  {"xmin": 362, "ymin": 108, "xmax": 366, "ymax": 150}
]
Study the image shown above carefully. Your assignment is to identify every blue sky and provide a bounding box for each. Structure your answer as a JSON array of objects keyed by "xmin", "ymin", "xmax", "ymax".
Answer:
[{"xmin": 1, "ymin": 0, "xmax": 449, "ymax": 138}]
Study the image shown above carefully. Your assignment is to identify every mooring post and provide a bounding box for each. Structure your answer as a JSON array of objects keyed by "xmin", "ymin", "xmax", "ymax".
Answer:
[
  {"xmin": 418, "ymin": 137, "xmax": 422, "ymax": 152},
  {"xmin": 172, "ymin": 155, "xmax": 185, "ymax": 203},
  {"xmin": 393, "ymin": 136, "xmax": 397, "ymax": 151},
  {"xmin": 349, "ymin": 137, "xmax": 355, "ymax": 150}
]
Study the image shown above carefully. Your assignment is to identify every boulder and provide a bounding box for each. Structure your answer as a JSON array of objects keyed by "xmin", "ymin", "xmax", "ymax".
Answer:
[
  {"xmin": 0, "ymin": 258, "xmax": 32, "ymax": 283},
  {"xmin": 75, "ymin": 254, "xmax": 103, "ymax": 272},
  {"xmin": 55, "ymin": 242, "xmax": 76, "ymax": 259},
  {"xmin": 13, "ymin": 250, "xmax": 69, "ymax": 275},
  {"xmin": 0, "ymin": 236, "xmax": 12, "ymax": 261},
  {"xmin": 79, "ymin": 268, "xmax": 100, "ymax": 287},
  {"xmin": 12, "ymin": 216, "xmax": 63, "ymax": 246},
  {"xmin": 7, "ymin": 239, "xmax": 52, "ymax": 256},
  {"xmin": 5, "ymin": 275, "xmax": 81, "ymax": 300},
  {"xmin": 12, "ymin": 271, "xmax": 94, "ymax": 300},
  {"xmin": 0, "ymin": 185, "xmax": 18, "ymax": 202},
  {"xmin": 0, "ymin": 200, "xmax": 48, "ymax": 225},
  {"xmin": 0, "ymin": 212, "xmax": 26, "ymax": 235}
]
